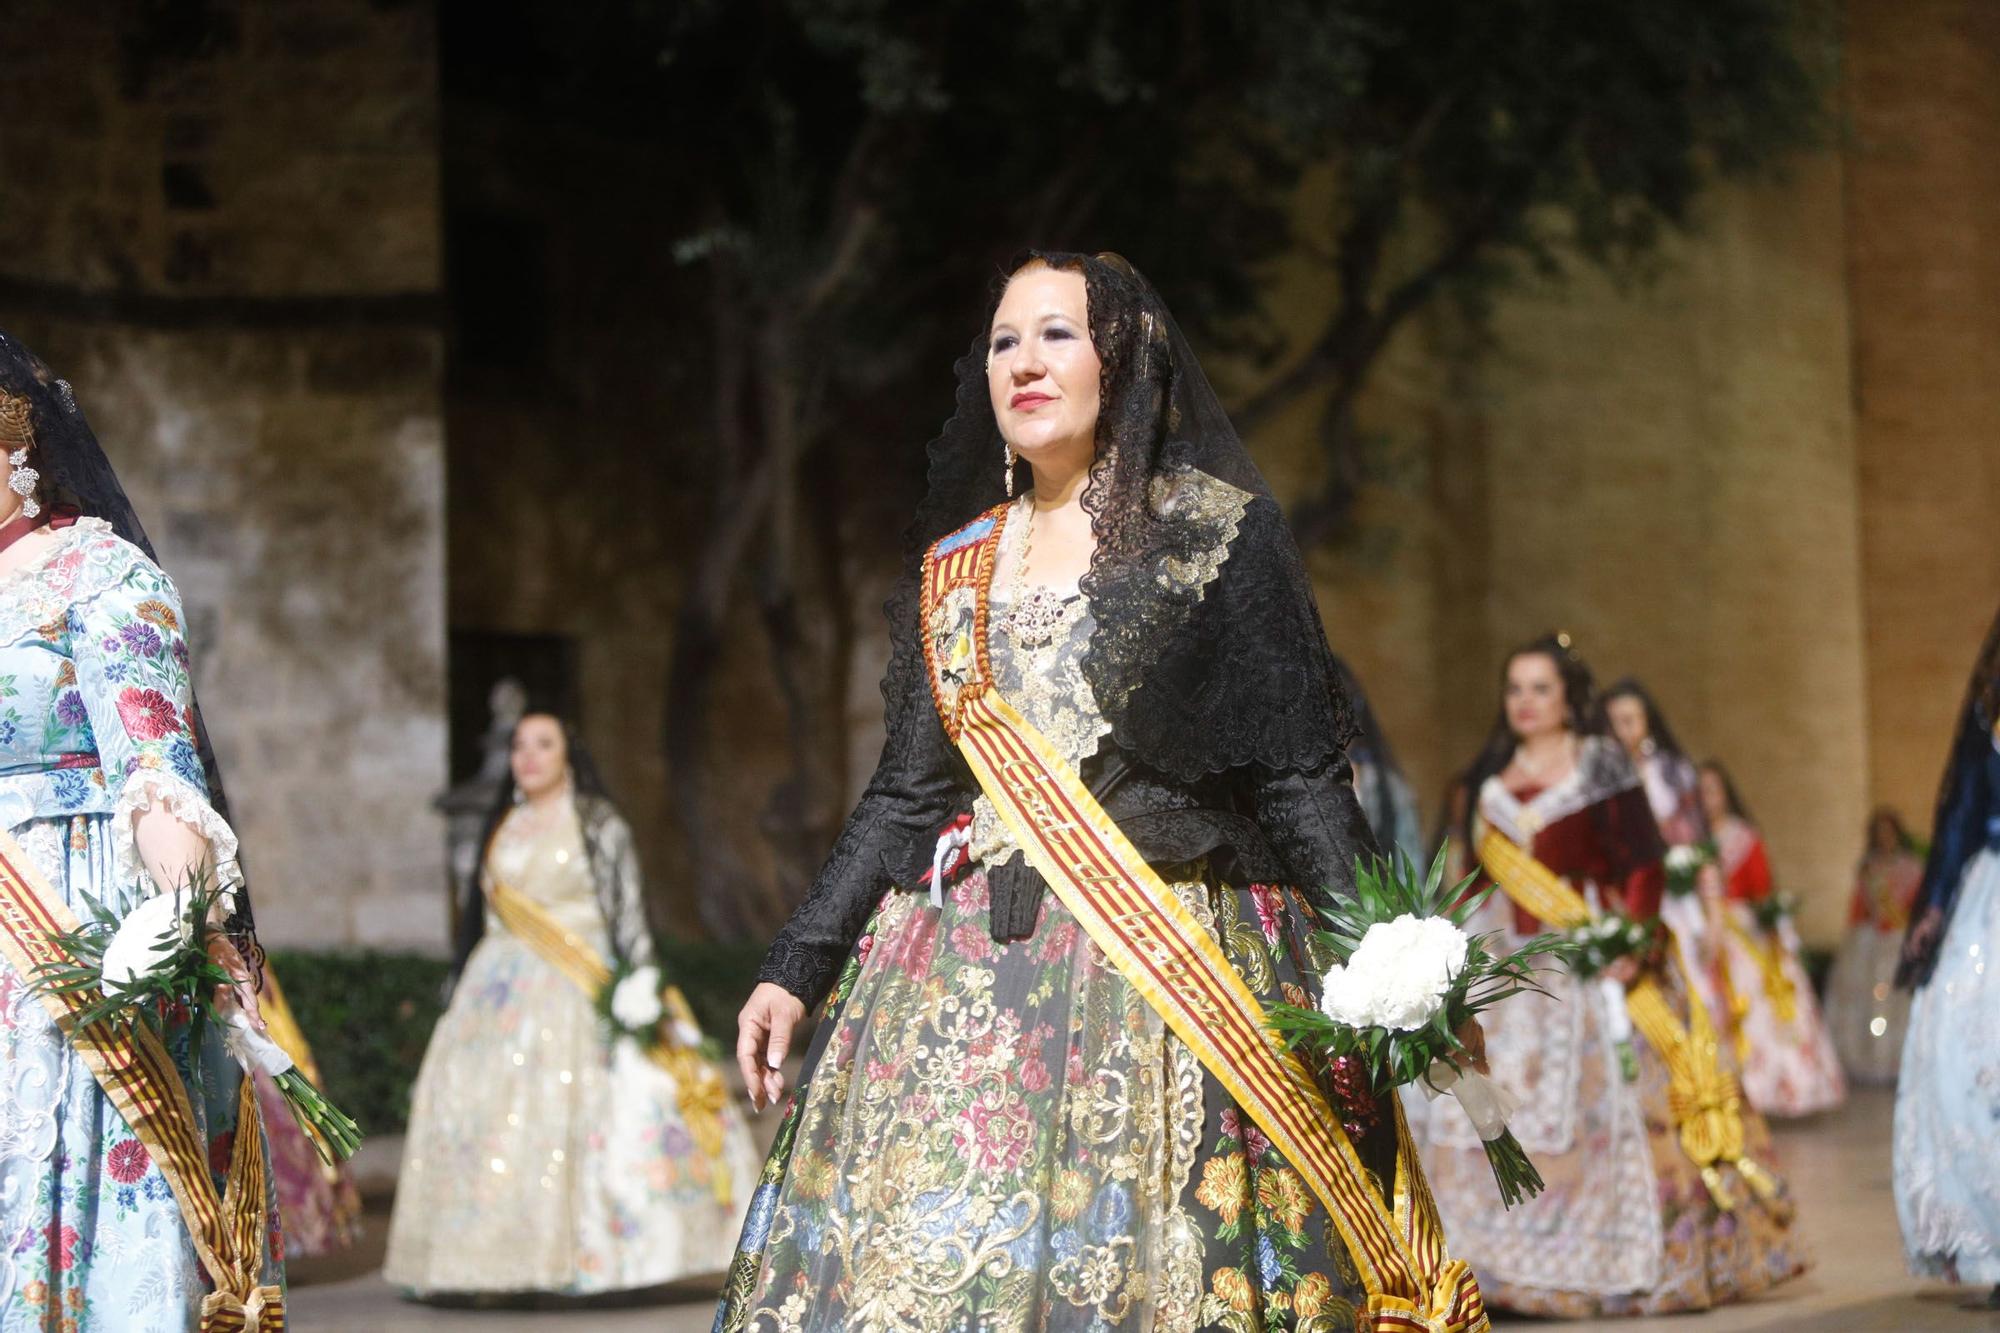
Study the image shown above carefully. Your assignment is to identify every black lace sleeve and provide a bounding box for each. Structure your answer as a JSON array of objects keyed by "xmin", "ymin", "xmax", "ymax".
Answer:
[
  {"xmin": 754, "ymin": 580, "xmax": 965, "ymax": 1009},
  {"xmin": 1246, "ymin": 756, "xmax": 1381, "ymax": 915}
]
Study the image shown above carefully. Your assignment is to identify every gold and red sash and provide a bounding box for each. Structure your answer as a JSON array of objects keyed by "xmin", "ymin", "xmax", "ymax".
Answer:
[
  {"xmin": 1475, "ymin": 828, "xmax": 1787, "ymax": 1214},
  {"xmin": 0, "ymin": 832, "xmax": 283, "ymax": 1331},
  {"xmin": 921, "ymin": 504, "xmax": 1487, "ymax": 1333},
  {"xmin": 485, "ymin": 877, "xmax": 734, "ymax": 1206}
]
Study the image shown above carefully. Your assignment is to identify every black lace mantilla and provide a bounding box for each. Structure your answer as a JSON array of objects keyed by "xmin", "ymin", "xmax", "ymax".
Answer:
[{"xmin": 755, "ymin": 254, "xmax": 1369, "ymax": 1006}]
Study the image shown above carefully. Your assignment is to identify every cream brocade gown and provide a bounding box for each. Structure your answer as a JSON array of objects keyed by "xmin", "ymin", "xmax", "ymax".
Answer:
[{"xmin": 384, "ymin": 803, "xmax": 759, "ymax": 1295}]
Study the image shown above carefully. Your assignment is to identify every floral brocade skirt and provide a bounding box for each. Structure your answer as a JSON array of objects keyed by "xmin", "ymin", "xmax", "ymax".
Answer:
[
  {"xmin": 714, "ymin": 865, "xmax": 1402, "ymax": 1333},
  {"xmin": 1405, "ymin": 943, "xmax": 1808, "ymax": 1317},
  {"xmin": 0, "ymin": 813, "xmax": 278, "ymax": 1333}
]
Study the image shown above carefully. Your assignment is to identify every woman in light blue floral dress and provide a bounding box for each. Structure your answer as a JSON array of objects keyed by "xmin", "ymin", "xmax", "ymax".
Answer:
[{"xmin": 0, "ymin": 333, "xmax": 280, "ymax": 1331}]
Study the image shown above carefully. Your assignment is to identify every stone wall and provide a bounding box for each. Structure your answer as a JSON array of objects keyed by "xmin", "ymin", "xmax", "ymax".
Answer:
[
  {"xmin": 0, "ymin": 1, "xmax": 450, "ymax": 951},
  {"xmin": 1846, "ymin": 0, "xmax": 2000, "ymax": 829}
]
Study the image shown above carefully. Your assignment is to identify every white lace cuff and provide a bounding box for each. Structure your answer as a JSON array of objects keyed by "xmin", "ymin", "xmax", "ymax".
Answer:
[{"xmin": 113, "ymin": 772, "xmax": 245, "ymax": 912}]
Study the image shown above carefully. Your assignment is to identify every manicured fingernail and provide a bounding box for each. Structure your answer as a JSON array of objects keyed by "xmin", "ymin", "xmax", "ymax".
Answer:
[{"xmin": 767, "ymin": 1056, "xmax": 782, "ymax": 1069}]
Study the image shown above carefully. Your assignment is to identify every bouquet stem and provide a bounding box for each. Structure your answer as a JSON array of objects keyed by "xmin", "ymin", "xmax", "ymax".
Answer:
[
  {"xmin": 272, "ymin": 1068, "xmax": 364, "ymax": 1166},
  {"xmin": 1484, "ymin": 1128, "xmax": 1545, "ymax": 1210}
]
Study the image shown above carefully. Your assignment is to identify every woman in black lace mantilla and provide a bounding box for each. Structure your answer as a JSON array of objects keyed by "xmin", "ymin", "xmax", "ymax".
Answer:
[{"xmin": 714, "ymin": 253, "xmax": 1431, "ymax": 1333}]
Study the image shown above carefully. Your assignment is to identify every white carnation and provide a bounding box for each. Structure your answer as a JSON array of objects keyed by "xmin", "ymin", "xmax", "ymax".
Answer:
[
  {"xmin": 1664, "ymin": 845, "xmax": 1701, "ymax": 873},
  {"xmin": 1319, "ymin": 913, "xmax": 1469, "ymax": 1032},
  {"xmin": 610, "ymin": 964, "xmax": 665, "ymax": 1030},
  {"xmin": 101, "ymin": 892, "xmax": 195, "ymax": 989}
]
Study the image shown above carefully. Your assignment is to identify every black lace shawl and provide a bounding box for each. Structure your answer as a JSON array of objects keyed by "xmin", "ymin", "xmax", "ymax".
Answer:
[
  {"xmin": 894, "ymin": 251, "xmax": 1356, "ymax": 781},
  {"xmin": 755, "ymin": 254, "xmax": 1368, "ymax": 1006},
  {"xmin": 0, "ymin": 331, "xmax": 257, "ymax": 947}
]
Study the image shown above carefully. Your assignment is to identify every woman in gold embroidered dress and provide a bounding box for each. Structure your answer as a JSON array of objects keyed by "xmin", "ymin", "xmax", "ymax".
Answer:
[
  {"xmin": 715, "ymin": 254, "xmax": 1481, "ymax": 1333},
  {"xmin": 385, "ymin": 713, "xmax": 757, "ymax": 1299}
]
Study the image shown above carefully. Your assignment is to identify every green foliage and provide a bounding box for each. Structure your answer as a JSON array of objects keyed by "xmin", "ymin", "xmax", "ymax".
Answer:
[
  {"xmin": 1752, "ymin": 890, "xmax": 1801, "ymax": 933},
  {"xmin": 32, "ymin": 875, "xmax": 235, "ymax": 1036},
  {"xmin": 265, "ymin": 949, "xmax": 450, "ymax": 1138},
  {"xmin": 266, "ymin": 940, "xmax": 764, "ymax": 1136}
]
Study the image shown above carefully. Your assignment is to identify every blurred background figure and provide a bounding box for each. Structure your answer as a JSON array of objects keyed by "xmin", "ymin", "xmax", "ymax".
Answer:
[
  {"xmin": 384, "ymin": 711, "xmax": 756, "ymax": 1302},
  {"xmin": 1599, "ymin": 679, "xmax": 1725, "ymax": 1018},
  {"xmin": 1896, "ymin": 606, "xmax": 2000, "ymax": 1303},
  {"xmin": 1409, "ymin": 635, "xmax": 1806, "ymax": 1317},
  {"xmin": 254, "ymin": 965, "xmax": 363, "ymax": 1258},
  {"xmin": 1334, "ymin": 653, "xmax": 1425, "ymax": 866},
  {"xmin": 1824, "ymin": 808, "xmax": 1922, "ymax": 1085},
  {"xmin": 1700, "ymin": 760, "xmax": 1846, "ymax": 1117}
]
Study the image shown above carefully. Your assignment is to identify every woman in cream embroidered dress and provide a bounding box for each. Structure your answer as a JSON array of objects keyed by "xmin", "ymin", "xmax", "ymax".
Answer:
[
  {"xmin": 0, "ymin": 336, "xmax": 280, "ymax": 1331},
  {"xmin": 1409, "ymin": 638, "xmax": 1806, "ymax": 1317},
  {"xmin": 717, "ymin": 254, "xmax": 1473, "ymax": 1333},
  {"xmin": 385, "ymin": 713, "xmax": 757, "ymax": 1298},
  {"xmin": 1698, "ymin": 762, "xmax": 1845, "ymax": 1118},
  {"xmin": 1824, "ymin": 809, "xmax": 1922, "ymax": 1084}
]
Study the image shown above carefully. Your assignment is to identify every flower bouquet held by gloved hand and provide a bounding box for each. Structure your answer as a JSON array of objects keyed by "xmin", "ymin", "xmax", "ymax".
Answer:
[
  {"xmin": 31, "ymin": 869, "xmax": 362, "ymax": 1165},
  {"xmin": 1268, "ymin": 849, "xmax": 1574, "ymax": 1208}
]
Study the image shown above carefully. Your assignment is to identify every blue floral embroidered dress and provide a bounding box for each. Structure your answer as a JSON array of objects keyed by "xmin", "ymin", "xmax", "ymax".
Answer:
[{"xmin": 0, "ymin": 518, "xmax": 278, "ymax": 1331}]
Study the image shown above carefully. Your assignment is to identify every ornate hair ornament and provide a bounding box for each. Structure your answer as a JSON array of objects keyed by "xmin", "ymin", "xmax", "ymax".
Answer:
[
  {"xmin": 0, "ymin": 392, "xmax": 32, "ymax": 450},
  {"xmin": 0, "ymin": 392, "xmax": 41, "ymax": 519}
]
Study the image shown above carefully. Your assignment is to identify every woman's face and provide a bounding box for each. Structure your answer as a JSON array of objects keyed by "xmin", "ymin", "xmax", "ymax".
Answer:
[
  {"xmin": 511, "ymin": 714, "xmax": 569, "ymax": 800},
  {"xmin": 1697, "ymin": 767, "xmax": 1728, "ymax": 822},
  {"xmin": 1870, "ymin": 815, "xmax": 1900, "ymax": 854},
  {"xmin": 1604, "ymin": 695, "xmax": 1649, "ymax": 755},
  {"xmin": 1504, "ymin": 652, "xmax": 1568, "ymax": 743},
  {"xmin": 987, "ymin": 264, "xmax": 1102, "ymax": 468}
]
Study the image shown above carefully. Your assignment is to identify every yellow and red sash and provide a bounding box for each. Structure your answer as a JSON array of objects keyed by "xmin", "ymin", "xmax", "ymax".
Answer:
[
  {"xmin": 0, "ymin": 833, "xmax": 282, "ymax": 1331},
  {"xmin": 921, "ymin": 505, "xmax": 1487, "ymax": 1333},
  {"xmin": 1475, "ymin": 828, "xmax": 1787, "ymax": 1214},
  {"xmin": 485, "ymin": 877, "xmax": 734, "ymax": 1206}
]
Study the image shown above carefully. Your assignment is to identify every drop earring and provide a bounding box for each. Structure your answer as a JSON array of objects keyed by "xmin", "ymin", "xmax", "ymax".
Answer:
[
  {"xmin": 1004, "ymin": 443, "xmax": 1017, "ymax": 499},
  {"xmin": 8, "ymin": 447, "xmax": 39, "ymax": 520}
]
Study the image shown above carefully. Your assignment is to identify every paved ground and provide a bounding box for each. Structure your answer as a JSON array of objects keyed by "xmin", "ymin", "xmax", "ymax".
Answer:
[{"xmin": 291, "ymin": 1086, "xmax": 1996, "ymax": 1332}]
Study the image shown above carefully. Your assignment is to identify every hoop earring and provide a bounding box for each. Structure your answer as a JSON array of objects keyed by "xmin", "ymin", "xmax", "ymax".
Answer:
[
  {"xmin": 8, "ymin": 447, "xmax": 39, "ymax": 520},
  {"xmin": 1004, "ymin": 443, "xmax": 1017, "ymax": 499}
]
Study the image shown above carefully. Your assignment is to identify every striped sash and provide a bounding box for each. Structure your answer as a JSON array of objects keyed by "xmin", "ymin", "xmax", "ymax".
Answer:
[
  {"xmin": 922, "ymin": 505, "xmax": 1487, "ymax": 1333},
  {"xmin": 0, "ymin": 832, "xmax": 282, "ymax": 1331},
  {"xmin": 485, "ymin": 877, "xmax": 733, "ymax": 1206}
]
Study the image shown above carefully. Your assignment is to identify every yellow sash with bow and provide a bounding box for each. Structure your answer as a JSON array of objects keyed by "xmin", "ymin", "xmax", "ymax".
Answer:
[
  {"xmin": 920, "ymin": 505, "xmax": 1487, "ymax": 1333},
  {"xmin": 0, "ymin": 832, "xmax": 282, "ymax": 1331},
  {"xmin": 485, "ymin": 877, "xmax": 733, "ymax": 1206},
  {"xmin": 1476, "ymin": 828, "xmax": 1787, "ymax": 1214}
]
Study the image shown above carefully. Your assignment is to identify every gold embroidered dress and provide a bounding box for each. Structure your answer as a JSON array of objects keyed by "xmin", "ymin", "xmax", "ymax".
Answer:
[
  {"xmin": 717, "ymin": 486, "xmax": 1415, "ymax": 1333},
  {"xmin": 384, "ymin": 799, "xmax": 759, "ymax": 1295}
]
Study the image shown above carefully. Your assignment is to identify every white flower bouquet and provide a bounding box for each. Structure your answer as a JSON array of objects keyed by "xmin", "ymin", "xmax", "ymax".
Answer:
[
  {"xmin": 1663, "ymin": 840, "xmax": 1716, "ymax": 898},
  {"xmin": 1268, "ymin": 850, "xmax": 1572, "ymax": 1208},
  {"xmin": 1751, "ymin": 889, "xmax": 1800, "ymax": 935},
  {"xmin": 33, "ymin": 872, "xmax": 361, "ymax": 1164},
  {"xmin": 596, "ymin": 961, "xmax": 709, "ymax": 1056},
  {"xmin": 1562, "ymin": 912, "xmax": 1659, "ymax": 979}
]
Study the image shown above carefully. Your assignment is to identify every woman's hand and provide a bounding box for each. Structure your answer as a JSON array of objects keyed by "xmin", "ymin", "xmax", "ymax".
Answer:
[
  {"xmin": 207, "ymin": 930, "xmax": 265, "ymax": 1033},
  {"xmin": 1605, "ymin": 954, "xmax": 1642, "ymax": 988},
  {"xmin": 738, "ymin": 981, "xmax": 807, "ymax": 1112},
  {"xmin": 1902, "ymin": 905, "xmax": 1946, "ymax": 976},
  {"xmin": 1451, "ymin": 1015, "xmax": 1490, "ymax": 1075}
]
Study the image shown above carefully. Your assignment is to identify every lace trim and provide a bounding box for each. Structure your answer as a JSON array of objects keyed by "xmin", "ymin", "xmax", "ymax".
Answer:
[
  {"xmin": 1148, "ymin": 465, "xmax": 1250, "ymax": 601},
  {"xmin": 0, "ymin": 518, "xmax": 147, "ymax": 648},
  {"xmin": 1479, "ymin": 735, "xmax": 1640, "ymax": 843},
  {"xmin": 112, "ymin": 770, "xmax": 244, "ymax": 910},
  {"xmin": 971, "ymin": 540, "xmax": 1110, "ymax": 872}
]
